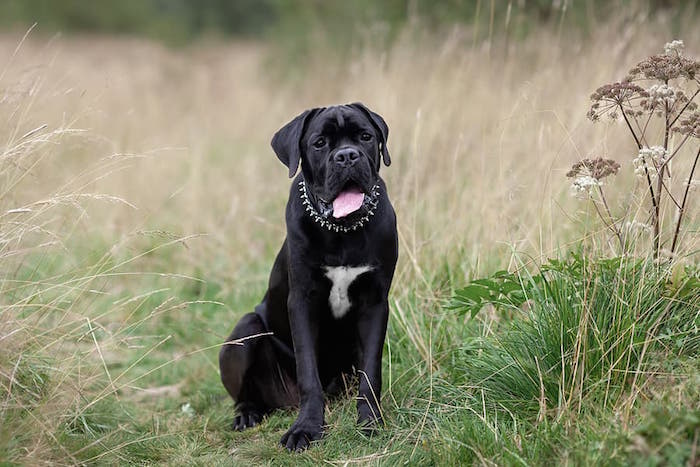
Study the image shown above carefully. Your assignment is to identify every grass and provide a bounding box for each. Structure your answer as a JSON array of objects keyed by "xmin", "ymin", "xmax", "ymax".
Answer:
[
  {"xmin": 1, "ymin": 12, "xmax": 699, "ymax": 466},
  {"xmin": 451, "ymin": 254, "xmax": 699, "ymax": 415}
]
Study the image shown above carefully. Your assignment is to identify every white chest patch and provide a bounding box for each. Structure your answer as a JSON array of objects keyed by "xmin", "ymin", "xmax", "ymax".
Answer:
[{"xmin": 323, "ymin": 265, "xmax": 374, "ymax": 319}]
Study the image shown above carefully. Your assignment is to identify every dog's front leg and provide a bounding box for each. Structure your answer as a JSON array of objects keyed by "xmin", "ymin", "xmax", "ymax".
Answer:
[
  {"xmin": 280, "ymin": 286, "xmax": 325, "ymax": 451},
  {"xmin": 356, "ymin": 300, "xmax": 389, "ymax": 433}
]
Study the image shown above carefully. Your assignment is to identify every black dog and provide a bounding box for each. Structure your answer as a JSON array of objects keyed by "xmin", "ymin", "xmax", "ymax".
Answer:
[{"xmin": 219, "ymin": 103, "xmax": 398, "ymax": 451}]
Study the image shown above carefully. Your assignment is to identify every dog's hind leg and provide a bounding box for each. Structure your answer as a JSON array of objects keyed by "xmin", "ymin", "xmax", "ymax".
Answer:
[{"xmin": 219, "ymin": 309, "xmax": 298, "ymax": 431}]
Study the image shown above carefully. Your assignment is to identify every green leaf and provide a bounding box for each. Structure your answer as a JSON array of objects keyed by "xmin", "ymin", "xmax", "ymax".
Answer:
[{"xmin": 455, "ymin": 284, "xmax": 491, "ymax": 302}]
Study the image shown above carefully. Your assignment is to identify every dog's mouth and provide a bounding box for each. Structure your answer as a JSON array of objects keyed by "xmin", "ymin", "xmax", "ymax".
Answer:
[
  {"xmin": 331, "ymin": 182, "xmax": 365, "ymax": 219},
  {"xmin": 317, "ymin": 181, "xmax": 370, "ymax": 220}
]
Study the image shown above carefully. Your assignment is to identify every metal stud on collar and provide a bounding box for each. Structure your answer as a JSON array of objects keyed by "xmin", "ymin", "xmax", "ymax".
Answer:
[{"xmin": 299, "ymin": 180, "xmax": 379, "ymax": 233}]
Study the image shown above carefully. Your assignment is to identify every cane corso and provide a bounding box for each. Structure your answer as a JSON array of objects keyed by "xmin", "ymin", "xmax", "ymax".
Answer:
[{"xmin": 219, "ymin": 103, "xmax": 398, "ymax": 451}]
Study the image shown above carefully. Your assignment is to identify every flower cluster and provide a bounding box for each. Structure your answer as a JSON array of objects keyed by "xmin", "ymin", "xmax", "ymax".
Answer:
[
  {"xmin": 587, "ymin": 82, "xmax": 647, "ymax": 121},
  {"xmin": 627, "ymin": 52, "xmax": 699, "ymax": 82},
  {"xmin": 567, "ymin": 157, "xmax": 621, "ymax": 180},
  {"xmin": 567, "ymin": 158, "xmax": 620, "ymax": 199},
  {"xmin": 664, "ymin": 40, "xmax": 684, "ymax": 56},
  {"xmin": 644, "ymin": 83, "xmax": 676, "ymax": 109},
  {"xmin": 633, "ymin": 146, "xmax": 667, "ymax": 178},
  {"xmin": 570, "ymin": 175, "xmax": 600, "ymax": 199},
  {"xmin": 573, "ymin": 39, "xmax": 699, "ymax": 258},
  {"xmin": 672, "ymin": 111, "xmax": 700, "ymax": 138}
]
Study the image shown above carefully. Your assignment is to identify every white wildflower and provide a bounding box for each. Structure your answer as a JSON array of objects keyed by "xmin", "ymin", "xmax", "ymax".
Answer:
[
  {"xmin": 180, "ymin": 402, "xmax": 195, "ymax": 417},
  {"xmin": 647, "ymin": 84, "xmax": 676, "ymax": 108},
  {"xmin": 633, "ymin": 146, "xmax": 667, "ymax": 178},
  {"xmin": 571, "ymin": 175, "xmax": 600, "ymax": 199},
  {"xmin": 664, "ymin": 40, "xmax": 684, "ymax": 55},
  {"xmin": 632, "ymin": 156, "xmax": 647, "ymax": 177}
]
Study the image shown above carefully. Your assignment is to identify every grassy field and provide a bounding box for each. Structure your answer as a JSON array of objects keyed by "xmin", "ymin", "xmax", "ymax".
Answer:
[{"xmin": 1, "ymin": 12, "xmax": 699, "ymax": 466}]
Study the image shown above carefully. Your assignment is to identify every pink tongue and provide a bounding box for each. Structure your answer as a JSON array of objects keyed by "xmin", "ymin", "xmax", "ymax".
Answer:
[{"xmin": 332, "ymin": 187, "xmax": 365, "ymax": 218}]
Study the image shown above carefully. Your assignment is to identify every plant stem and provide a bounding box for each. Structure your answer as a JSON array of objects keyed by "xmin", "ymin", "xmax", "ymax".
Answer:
[
  {"xmin": 640, "ymin": 111, "xmax": 654, "ymax": 146},
  {"xmin": 656, "ymin": 133, "xmax": 693, "ymax": 211},
  {"xmin": 654, "ymin": 87, "xmax": 671, "ymax": 258},
  {"xmin": 668, "ymin": 87, "xmax": 699, "ymax": 128},
  {"xmin": 664, "ymin": 133, "xmax": 691, "ymax": 167},
  {"xmin": 620, "ymin": 104, "xmax": 659, "ymax": 256},
  {"xmin": 595, "ymin": 185, "xmax": 624, "ymax": 252},
  {"xmin": 620, "ymin": 105, "xmax": 643, "ymax": 149},
  {"xmin": 670, "ymin": 146, "xmax": 700, "ymax": 255},
  {"xmin": 657, "ymin": 179, "xmax": 681, "ymax": 209}
]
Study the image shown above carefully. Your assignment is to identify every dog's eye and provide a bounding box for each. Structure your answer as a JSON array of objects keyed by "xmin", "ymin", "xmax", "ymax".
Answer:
[
  {"xmin": 360, "ymin": 132, "xmax": 372, "ymax": 142},
  {"xmin": 312, "ymin": 137, "xmax": 326, "ymax": 149}
]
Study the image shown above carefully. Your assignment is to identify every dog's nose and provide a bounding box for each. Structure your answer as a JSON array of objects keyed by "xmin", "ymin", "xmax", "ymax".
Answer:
[{"xmin": 333, "ymin": 148, "xmax": 360, "ymax": 167}]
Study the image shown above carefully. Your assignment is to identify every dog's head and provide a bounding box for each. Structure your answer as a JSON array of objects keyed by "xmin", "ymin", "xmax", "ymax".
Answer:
[{"xmin": 272, "ymin": 103, "xmax": 390, "ymax": 221}]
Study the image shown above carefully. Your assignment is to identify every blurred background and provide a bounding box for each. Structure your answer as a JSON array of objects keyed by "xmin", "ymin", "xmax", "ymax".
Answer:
[
  {"xmin": 0, "ymin": 0, "xmax": 697, "ymax": 46},
  {"xmin": 0, "ymin": 1, "xmax": 698, "ymax": 464},
  {"xmin": 1, "ymin": 0, "xmax": 697, "ymax": 279}
]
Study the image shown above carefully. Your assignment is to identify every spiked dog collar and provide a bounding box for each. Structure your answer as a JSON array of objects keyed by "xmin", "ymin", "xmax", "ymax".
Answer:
[{"xmin": 298, "ymin": 180, "xmax": 379, "ymax": 233}]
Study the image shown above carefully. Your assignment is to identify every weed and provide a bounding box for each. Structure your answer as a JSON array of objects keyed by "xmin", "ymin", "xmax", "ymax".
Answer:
[{"xmin": 570, "ymin": 40, "xmax": 700, "ymax": 259}]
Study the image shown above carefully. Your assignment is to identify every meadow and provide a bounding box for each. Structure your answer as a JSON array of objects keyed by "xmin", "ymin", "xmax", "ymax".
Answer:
[{"xmin": 0, "ymin": 11, "xmax": 698, "ymax": 466}]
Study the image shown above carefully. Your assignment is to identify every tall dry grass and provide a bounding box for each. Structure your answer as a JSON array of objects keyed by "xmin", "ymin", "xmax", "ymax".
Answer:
[
  {"xmin": 2, "ymin": 20, "xmax": 698, "ymax": 279},
  {"xmin": 0, "ymin": 12, "xmax": 698, "ymax": 462}
]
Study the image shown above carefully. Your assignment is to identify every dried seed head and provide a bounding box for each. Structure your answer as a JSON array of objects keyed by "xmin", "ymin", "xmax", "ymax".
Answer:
[
  {"xmin": 587, "ymin": 82, "xmax": 648, "ymax": 121},
  {"xmin": 589, "ymin": 82, "xmax": 648, "ymax": 105},
  {"xmin": 672, "ymin": 89, "xmax": 695, "ymax": 111},
  {"xmin": 567, "ymin": 157, "xmax": 621, "ymax": 180},
  {"xmin": 567, "ymin": 158, "xmax": 620, "ymax": 199},
  {"xmin": 627, "ymin": 53, "xmax": 699, "ymax": 82},
  {"xmin": 672, "ymin": 111, "xmax": 700, "ymax": 138}
]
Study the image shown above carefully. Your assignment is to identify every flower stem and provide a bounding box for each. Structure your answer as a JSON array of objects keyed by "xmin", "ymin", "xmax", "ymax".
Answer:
[
  {"xmin": 670, "ymin": 146, "xmax": 700, "ymax": 255},
  {"xmin": 664, "ymin": 133, "xmax": 691, "ymax": 166},
  {"xmin": 668, "ymin": 87, "xmax": 699, "ymax": 128},
  {"xmin": 657, "ymin": 133, "xmax": 693, "ymax": 211},
  {"xmin": 620, "ymin": 104, "xmax": 659, "ymax": 256},
  {"xmin": 595, "ymin": 185, "xmax": 624, "ymax": 252},
  {"xmin": 620, "ymin": 105, "xmax": 643, "ymax": 149},
  {"xmin": 653, "ymin": 87, "xmax": 671, "ymax": 257}
]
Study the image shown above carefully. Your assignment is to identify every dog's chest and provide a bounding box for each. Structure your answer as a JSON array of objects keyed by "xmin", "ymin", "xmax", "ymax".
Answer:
[{"xmin": 323, "ymin": 265, "xmax": 374, "ymax": 319}]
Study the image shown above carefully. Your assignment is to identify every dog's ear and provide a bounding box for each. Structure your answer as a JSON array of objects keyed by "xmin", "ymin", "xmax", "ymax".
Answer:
[
  {"xmin": 271, "ymin": 108, "xmax": 321, "ymax": 178},
  {"xmin": 349, "ymin": 102, "xmax": 391, "ymax": 167}
]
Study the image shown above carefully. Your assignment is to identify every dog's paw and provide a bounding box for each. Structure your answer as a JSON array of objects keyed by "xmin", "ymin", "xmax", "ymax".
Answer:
[
  {"xmin": 279, "ymin": 418, "xmax": 324, "ymax": 451},
  {"xmin": 232, "ymin": 410, "xmax": 262, "ymax": 431}
]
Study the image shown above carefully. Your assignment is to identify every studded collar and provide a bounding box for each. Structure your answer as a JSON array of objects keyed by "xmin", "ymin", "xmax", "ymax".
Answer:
[{"xmin": 298, "ymin": 180, "xmax": 379, "ymax": 233}]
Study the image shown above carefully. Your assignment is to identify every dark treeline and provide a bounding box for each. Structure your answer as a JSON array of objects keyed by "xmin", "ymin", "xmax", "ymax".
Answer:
[{"xmin": 0, "ymin": 0, "xmax": 696, "ymax": 44}]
